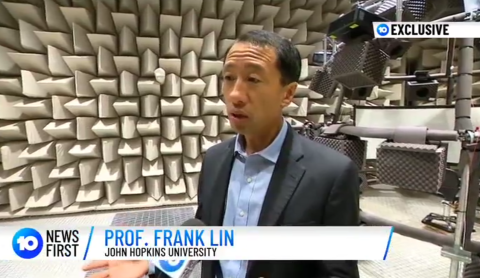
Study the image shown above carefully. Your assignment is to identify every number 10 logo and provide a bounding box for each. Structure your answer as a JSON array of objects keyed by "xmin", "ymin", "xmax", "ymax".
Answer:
[
  {"xmin": 377, "ymin": 24, "xmax": 390, "ymax": 36},
  {"xmin": 12, "ymin": 228, "xmax": 44, "ymax": 259},
  {"xmin": 17, "ymin": 236, "xmax": 39, "ymax": 250}
]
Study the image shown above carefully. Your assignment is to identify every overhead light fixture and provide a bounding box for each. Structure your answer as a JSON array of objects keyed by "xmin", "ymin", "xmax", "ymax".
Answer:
[
  {"xmin": 405, "ymin": 70, "xmax": 439, "ymax": 101},
  {"xmin": 330, "ymin": 41, "xmax": 389, "ymax": 89},
  {"xmin": 327, "ymin": 7, "xmax": 388, "ymax": 44}
]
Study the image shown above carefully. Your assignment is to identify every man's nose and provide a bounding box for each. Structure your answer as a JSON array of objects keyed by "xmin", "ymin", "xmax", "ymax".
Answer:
[{"xmin": 228, "ymin": 81, "xmax": 248, "ymax": 105}]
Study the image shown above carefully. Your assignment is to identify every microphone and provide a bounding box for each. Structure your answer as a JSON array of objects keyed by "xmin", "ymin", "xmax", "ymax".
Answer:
[{"xmin": 151, "ymin": 219, "xmax": 205, "ymax": 278}]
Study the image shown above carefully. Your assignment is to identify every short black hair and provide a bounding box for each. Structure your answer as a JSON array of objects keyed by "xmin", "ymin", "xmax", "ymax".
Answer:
[{"xmin": 233, "ymin": 30, "xmax": 302, "ymax": 85}]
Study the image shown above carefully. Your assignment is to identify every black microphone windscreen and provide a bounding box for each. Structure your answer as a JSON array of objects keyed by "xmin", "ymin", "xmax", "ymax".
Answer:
[
  {"xmin": 309, "ymin": 69, "xmax": 337, "ymax": 98},
  {"xmin": 180, "ymin": 218, "xmax": 206, "ymax": 227}
]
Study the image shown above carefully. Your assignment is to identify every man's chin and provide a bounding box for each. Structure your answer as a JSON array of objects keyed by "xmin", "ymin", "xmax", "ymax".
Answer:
[{"xmin": 230, "ymin": 123, "xmax": 250, "ymax": 135}]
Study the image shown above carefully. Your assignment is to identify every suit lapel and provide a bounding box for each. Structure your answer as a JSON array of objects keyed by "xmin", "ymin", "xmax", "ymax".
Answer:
[
  {"xmin": 208, "ymin": 140, "xmax": 235, "ymax": 226},
  {"xmin": 257, "ymin": 127, "xmax": 306, "ymax": 226},
  {"xmin": 204, "ymin": 141, "xmax": 235, "ymax": 278}
]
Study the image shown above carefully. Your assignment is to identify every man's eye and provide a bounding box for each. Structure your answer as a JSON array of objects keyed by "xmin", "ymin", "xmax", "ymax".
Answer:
[
  {"xmin": 248, "ymin": 77, "xmax": 260, "ymax": 83},
  {"xmin": 223, "ymin": 75, "xmax": 234, "ymax": 81}
]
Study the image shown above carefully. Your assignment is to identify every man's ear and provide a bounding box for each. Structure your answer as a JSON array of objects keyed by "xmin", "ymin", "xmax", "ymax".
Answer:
[{"xmin": 281, "ymin": 82, "xmax": 297, "ymax": 108}]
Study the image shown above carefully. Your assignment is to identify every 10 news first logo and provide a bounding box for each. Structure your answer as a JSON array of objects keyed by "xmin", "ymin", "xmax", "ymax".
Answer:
[
  {"xmin": 12, "ymin": 228, "xmax": 79, "ymax": 259},
  {"xmin": 12, "ymin": 227, "xmax": 185, "ymax": 274}
]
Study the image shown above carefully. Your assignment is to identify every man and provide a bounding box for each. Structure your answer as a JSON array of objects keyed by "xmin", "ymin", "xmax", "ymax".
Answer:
[{"xmin": 83, "ymin": 30, "xmax": 360, "ymax": 278}]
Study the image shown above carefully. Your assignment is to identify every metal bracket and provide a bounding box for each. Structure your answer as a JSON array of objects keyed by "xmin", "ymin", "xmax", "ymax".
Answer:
[
  {"xmin": 468, "ymin": 9, "xmax": 480, "ymax": 21},
  {"xmin": 441, "ymin": 246, "xmax": 472, "ymax": 264},
  {"xmin": 457, "ymin": 129, "xmax": 480, "ymax": 144}
]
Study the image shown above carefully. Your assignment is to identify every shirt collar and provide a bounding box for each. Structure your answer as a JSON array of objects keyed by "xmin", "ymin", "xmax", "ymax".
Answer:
[{"xmin": 234, "ymin": 120, "xmax": 288, "ymax": 163}]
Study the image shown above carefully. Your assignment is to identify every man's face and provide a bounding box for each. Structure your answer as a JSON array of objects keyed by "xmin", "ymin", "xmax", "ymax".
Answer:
[{"xmin": 222, "ymin": 42, "xmax": 296, "ymax": 135}]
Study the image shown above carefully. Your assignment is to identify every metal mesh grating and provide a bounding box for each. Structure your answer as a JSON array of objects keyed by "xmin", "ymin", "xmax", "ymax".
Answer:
[
  {"xmin": 375, "ymin": 0, "xmax": 417, "ymax": 21},
  {"xmin": 110, "ymin": 207, "xmax": 195, "ymax": 226},
  {"xmin": 375, "ymin": 0, "xmax": 397, "ymax": 15},
  {"xmin": 405, "ymin": 0, "xmax": 429, "ymax": 20},
  {"xmin": 85, "ymin": 207, "xmax": 199, "ymax": 278}
]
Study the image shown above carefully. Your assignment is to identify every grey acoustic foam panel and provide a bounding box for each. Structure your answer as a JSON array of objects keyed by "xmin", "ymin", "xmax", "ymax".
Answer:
[
  {"xmin": 377, "ymin": 142, "xmax": 447, "ymax": 194},
  {"xmin": 0, "ymin": 0, "xmax": 351, "ymax": 218}
]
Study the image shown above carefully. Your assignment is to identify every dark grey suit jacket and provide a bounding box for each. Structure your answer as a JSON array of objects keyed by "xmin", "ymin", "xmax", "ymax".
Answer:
[{"xmin": 158, "ymin": 125, "xmax": 360, "ymax": 278}]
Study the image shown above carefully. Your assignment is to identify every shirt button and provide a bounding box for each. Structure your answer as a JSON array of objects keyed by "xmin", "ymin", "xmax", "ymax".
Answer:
[
  {"xmin": 247, "ymin": 177, "xmax": 252, "ymax": 183},
  {"xmin": 239, "ymin": 211, "xmax": 245, "ymax": 217}
]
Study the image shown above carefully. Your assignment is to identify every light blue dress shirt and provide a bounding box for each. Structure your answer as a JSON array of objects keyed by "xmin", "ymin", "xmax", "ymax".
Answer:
[{"xmin": 220, "ymin": 120, "xmax": 288, "ymax": 278}]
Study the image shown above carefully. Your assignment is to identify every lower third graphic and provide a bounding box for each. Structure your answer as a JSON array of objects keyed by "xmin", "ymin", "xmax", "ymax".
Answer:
[{"xmin": 12, "ymin": 228, "xmax": 44, "ymax": 259}]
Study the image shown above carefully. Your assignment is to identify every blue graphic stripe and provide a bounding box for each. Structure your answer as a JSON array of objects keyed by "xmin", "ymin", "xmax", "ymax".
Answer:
[
  {"xmin": 383, "ymin": 227, "xmax": 394, "ymax": 260},
  {"xmin": 83, "ymin": 227, "xmax": 95, "ymax": 260}
]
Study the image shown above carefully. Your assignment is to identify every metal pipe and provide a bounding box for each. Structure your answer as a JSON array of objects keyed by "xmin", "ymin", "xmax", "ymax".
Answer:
[
  {"xmin": 360, "ymin": 211, "xmax": 480, "ymax": 253},
  {"xmin": 332, "ymin": 87, "xmax": 345, "ymax": 123},
  {"xmin": 384, "ymin": 73, "xmax": 440, "ymax": 81},
  {"xmin": 451, "ymin": 70, "xmax": 480, "ymax": 77},
  {"xmin": 365, "ymin": 2, "xmax": 382, "ymax": 11},
  {"xmin": 445, "ymin": 38, "xmax": 456, "ymax": 105},
  {"xmin": 333, "ymin": 125, "xmax": 459, "ymax": 141},
  {"xmin": 454, "ymin": 37, "xmax": 474, "ymax": 131},
  {"xmin": 384, "ymin": 69, "xmax": 480, "ymax": 82},
  {"xmin": 396, "ymin": 0, "xmax": 403, "ymax": 22},
  {"xmin": 464, "ymin": 150, "xmax": 480, "ymax": 250},
  {"xmin": 449, "ymin": 161, "xmax": 471, "ymax": 277},
  {"xmin": 448, "ymin": 9, "xmax": 477, "ymax": 277},
  {"xmin": 323, "ymin": 38, "xmax": 328, "ymax": 65},
  {"xmin": 433, "ymin": 12, "xmax": 469, "ymax": 22},
  {"xmin": 455, "ymin": 163, "xmax": 470, "ymax": 247}
]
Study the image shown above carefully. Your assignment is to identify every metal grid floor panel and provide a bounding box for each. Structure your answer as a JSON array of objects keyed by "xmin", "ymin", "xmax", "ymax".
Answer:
[
  {"xmin": 360, "ymin": 184, "xmax": 480, "ymax": 278},
  {"xmin": 84, "ymin": 206, "xmax": 200, "ymax": 278},
  {"xmin": 111, "ymin": 206, "xmax": 195, "ymax": 226},
  {"xmin": 360, "ymin": 234, "xmax": 451, "ymax": 278},
  {"xmin": 361, "ymin": 185, "xmax": 480, "ymax": 240}
]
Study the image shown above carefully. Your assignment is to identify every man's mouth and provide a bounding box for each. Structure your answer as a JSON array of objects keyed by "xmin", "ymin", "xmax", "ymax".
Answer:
[{"xmin": 230, "ymin": 113, "xmax": 248, "ymax": 119}]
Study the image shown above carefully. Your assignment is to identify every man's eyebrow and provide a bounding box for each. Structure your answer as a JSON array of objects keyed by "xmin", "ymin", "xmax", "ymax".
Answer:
[
  {"xmin": 223, "ymin": 63, "xmax": 234, "ymax": 71},
  {"xmin": 244, "ymin": 63, "xmax": 265, "ymax": 73},
  {"xmin": 223, "ymin": 62, "xmax": 265, "ymax": 73}
]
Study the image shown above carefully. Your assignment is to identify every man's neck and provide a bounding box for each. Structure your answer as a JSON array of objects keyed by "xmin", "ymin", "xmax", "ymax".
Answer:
[{"xmin": 244, "ymin": 118, "xmax": 284, "ymax": 155}]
